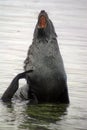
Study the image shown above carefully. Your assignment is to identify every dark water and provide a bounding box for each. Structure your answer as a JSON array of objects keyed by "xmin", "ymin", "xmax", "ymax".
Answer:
[{"xmin": 0, "ymin": 0, "xmax": 87, "ymax": 130}]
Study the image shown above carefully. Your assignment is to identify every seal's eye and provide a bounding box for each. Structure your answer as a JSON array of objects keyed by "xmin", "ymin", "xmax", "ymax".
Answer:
[{"xmin": 38, "ymin": 15, "xmax": 47, "ymax": 29}]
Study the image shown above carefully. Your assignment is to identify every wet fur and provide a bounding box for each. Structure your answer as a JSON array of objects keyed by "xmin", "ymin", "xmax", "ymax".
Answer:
[{"xmin": 1, "ymin": 10, "xmax": 69, "ymax": 104}]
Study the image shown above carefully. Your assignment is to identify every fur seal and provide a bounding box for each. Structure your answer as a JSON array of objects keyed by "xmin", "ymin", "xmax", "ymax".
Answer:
[{"xmin": 1, "ymin": 10, "xmax": 69, "ymax": 104}]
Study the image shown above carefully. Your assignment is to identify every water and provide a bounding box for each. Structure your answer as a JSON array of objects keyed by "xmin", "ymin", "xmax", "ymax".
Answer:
[{"xmin": 0, "ymin": 0, "xmax": 87, "ymax": 130}]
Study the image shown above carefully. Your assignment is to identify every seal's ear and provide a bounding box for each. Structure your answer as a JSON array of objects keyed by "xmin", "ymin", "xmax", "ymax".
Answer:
[{"xmin": 1, "ymin": 70, "xmax": 33, "ymax": 102}]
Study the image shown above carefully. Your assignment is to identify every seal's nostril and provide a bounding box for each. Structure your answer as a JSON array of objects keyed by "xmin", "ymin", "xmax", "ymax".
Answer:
[{"xmin": 41, "ymin": 10, "xmax": 45, "ymax": 13}]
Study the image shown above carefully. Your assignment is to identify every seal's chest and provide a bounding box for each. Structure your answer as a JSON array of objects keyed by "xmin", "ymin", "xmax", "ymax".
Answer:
[{"xmin": 33, "ymin": 41, "xmax": 56, "ymax": 65}]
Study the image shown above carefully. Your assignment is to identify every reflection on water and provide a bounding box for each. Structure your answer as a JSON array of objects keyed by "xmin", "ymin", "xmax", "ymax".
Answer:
[
  {"xmin": 0, "ymin": 0, "xmax": 87, "ymax": 130},
  {"xmin": 0, "ymin": 102, "xmax": 69, "ymax": 130}
]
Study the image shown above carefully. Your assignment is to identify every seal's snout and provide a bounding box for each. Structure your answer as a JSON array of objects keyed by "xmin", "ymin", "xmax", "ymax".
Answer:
[
  {"xmin": 39, "ymin": 10, "xmax": 47, "ymax": 16},
  {"xmin": 40, "ymin": 10, "xmax": 46, "ymax": 14},
  {"xmin": 38, "ymin": 10, "xmax": 48, "ymax": 29}
]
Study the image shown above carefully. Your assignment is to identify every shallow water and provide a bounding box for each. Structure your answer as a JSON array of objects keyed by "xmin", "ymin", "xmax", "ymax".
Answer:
[{"xmin": 0, "ymin": 0, "xmax": 87, "ymax": 130}]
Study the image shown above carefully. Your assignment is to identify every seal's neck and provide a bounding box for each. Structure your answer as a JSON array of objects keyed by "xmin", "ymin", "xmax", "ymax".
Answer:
[{"xmin": 33, "ymin": 26, "xmax": 57, "ymax": 43}]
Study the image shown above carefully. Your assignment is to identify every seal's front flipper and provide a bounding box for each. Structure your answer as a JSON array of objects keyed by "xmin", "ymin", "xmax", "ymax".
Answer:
[
  {"xmin": 1, "ymin": 74, "xmax": 20, "ymax": 102},
  {"xmin": 1, "ymin": 70, "xmax": 33, "ymax": 102}
]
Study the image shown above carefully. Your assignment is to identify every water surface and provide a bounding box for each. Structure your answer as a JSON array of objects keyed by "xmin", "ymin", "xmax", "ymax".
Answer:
[{"xmin": 0, "ymin": 0, "xmax": 87, "ymax": 130}]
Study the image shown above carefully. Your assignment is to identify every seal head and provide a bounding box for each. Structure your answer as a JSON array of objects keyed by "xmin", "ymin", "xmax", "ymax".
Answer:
[{"xmin": 34, "ymin": 10, "xmax": 57, "ymax": 39}]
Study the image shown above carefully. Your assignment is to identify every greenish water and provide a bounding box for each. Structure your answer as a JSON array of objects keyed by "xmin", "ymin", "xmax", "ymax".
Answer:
[
  {"xmin": 0, "ymin": 102, "xmax": 69, "ymax": 130},
  {"xmin": 0, "ymin": 0, "xmax": 87, "ymax": 130}
]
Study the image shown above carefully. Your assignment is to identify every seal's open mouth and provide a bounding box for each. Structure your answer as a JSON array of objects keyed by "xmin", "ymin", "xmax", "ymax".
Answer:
[{"xmin": 38, "ymin": 15, "xmax": 47, "ymax": 29}]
